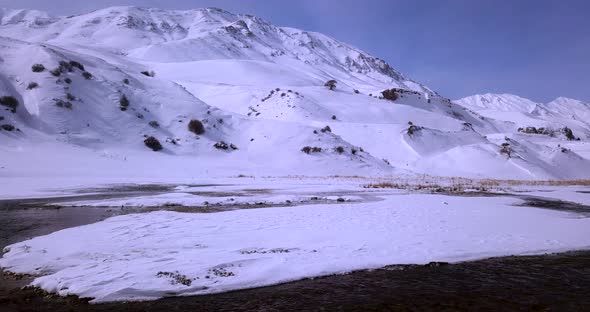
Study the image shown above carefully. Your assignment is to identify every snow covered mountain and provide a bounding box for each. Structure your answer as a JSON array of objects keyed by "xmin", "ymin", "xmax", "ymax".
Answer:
[
  {"xmin": 0, "ymin": 6, "xmax": 428, "ymax": 93},
  {"xmin": 456, "ymin": 93, "xmax": 590, "ymax": 138},
  {"xmin": 1, "ymin": 6, "xmax": 589, "ymax": 182}
]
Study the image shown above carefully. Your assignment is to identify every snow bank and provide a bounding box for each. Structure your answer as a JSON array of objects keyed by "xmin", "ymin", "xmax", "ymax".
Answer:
[{"xmin": 2, "ymin": 194, "xmax": 590, "ymax": 302}]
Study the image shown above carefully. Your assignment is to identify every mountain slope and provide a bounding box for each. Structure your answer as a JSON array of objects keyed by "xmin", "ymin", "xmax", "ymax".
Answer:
[
  {"xmin": 0, "ymin": 6, "xmax": 589, "ymax": 181},
  {"xmin": 0, "ymin": 6, "xmax": 429, "ymax": 94}
]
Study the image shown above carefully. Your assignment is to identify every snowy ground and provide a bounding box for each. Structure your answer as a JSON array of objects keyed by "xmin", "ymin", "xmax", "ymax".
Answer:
[
  {"xmin": 1, "ymin": 182, "xmax": 590, "ymax": 303},
  {"xmin": 1, "ymin": 5, "xmax": 590, "ymax": 305}
]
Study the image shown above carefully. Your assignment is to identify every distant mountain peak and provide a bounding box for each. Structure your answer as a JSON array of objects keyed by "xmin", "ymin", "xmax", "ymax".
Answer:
[{"xmin": 455, "ymin": 93, "xmax": 541, "ymax": 114}]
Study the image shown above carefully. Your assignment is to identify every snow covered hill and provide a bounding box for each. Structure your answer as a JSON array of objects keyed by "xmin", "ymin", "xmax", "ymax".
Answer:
[
  {"xmin": 456, "ymin": 93, "xmax": 590, "ymax": 141},
  {"xmin": 1, "ymin": 6, "xmax": 589, "ymax": 182}
]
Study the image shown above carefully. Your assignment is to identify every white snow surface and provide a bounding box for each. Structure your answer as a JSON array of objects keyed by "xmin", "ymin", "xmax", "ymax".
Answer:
[{"xmin": 2, "ymin": 191, "xmax": 590, "ymax": 303}]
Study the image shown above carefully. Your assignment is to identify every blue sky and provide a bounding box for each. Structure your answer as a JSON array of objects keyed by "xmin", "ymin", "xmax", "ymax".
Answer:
[{"xmin": 1, "ymin": 0, "xmax": 588, "ymax": 102}]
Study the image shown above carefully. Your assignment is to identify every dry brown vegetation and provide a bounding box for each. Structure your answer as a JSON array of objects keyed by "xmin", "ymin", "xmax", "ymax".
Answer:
[
  {"xmin": 363, "ymin": 177, "xmax": 590, "ymax": 193},
  {"xmin": 363, "ymin": 182, "xmax": 491, "ymax": 193}
]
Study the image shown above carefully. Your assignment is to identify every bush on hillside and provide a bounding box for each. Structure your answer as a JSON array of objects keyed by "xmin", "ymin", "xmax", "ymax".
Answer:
[
  {"xmin": 123, "ymin": 78, "xmax": 130, "ymax": 85},
  {"xmin": 500, "ymin": 143, "xmax": 512, "ymax": 158},
  {"xmin": 64, "ymin": 77, "xmax": 72, "ymax": 84},
  {"xmin": 517, "ymin": 126, "xmax": 554, "ymax": 136},
  {"xmin": 149, "ymin": 120, "xmax": 160, "ymax": 128},
  {"xmin": 144, "ymin": 136, "xmax": 163, "ymax": 151},
  {"xmin": 69, "ymin": 60, "xmax": 85, "ymax": 71},
  {"xmin": 1, "ymin": 124, "xmax": 15, "ymax": 131},
  {"xmin": 563, "ymin": 127, "xmax": 575, "ymax": 140},
  {"xmin": 334, "ymin": 146, "xmax": 345, "ymax": 154},
  {"xmin": 31, "ymin": 64, "xmax": 45, "ymax": 72},
  {"xmin": 324, "ymin": 79, "xmax": 337, "ymax": 91},
  {"xmin": 407, "ymin": 124, "xmax": 422, "ymax": 136},
  {"xmin": 26, "ymin": 82, "xmax": 39, "ymax": 90},
  {"xmin": 381, "ymin": 89, "xmax": 398, "ymax": 101},
  {"xmin": 320, "ymin": 125, "xmax": 331, "ymax": 133},
  {"xmin": 119, "ymin": 94, "xmax": 130, "ymax": 111},
  {"xmin": 188, "ymin": 119, "xmax": 205, "ymax": 135},
  {"xmin": 82, "ymin": 71, "xmax": 93, "ymax": 80},
  {"xmin": 141, "ymin": 70, "xmax": 155, "ymax": 77},
  {"xmin": 59, "ymin": 61, "xmax": 73, "ymax": 72},
  {"xmin": 50, "ymin": 68, "xmax": 61, "ymax": 77},
  {"xmin": 214, "ymin": 141, "xmax": 229, "ymax": 150},
  {"xmin": 301, "ymin": 146, "xmax": 322, "ymax": 154},
  {"xmin": 0, "ymin": 96, "xmax": 19, "ymax": 112},
  {"xmin": 54, "ymin": 99, "xmax": 73, "ymax": 109},
  {"xmin": 354, "ymin": 89, "xmax": 360, "ymax": 94},
  {"xmin": 331, "ymin": 115, "xmax": 337, "ymax": 120}
]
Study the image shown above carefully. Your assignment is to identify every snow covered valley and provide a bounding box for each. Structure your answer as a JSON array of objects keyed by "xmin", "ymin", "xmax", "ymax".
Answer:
[
  {"xmin": 1, "ymin": 5, "xmax": 590, "ymax": 309},
  {"xmin": 1, "ymin": 179, "xmax": 590, "ymax": 303}
]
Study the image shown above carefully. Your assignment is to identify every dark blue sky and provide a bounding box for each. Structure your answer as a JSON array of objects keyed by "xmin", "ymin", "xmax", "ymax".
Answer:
[{"xmin": 2, "ymin": 0, "xmax": 588, "ymax": 102}]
